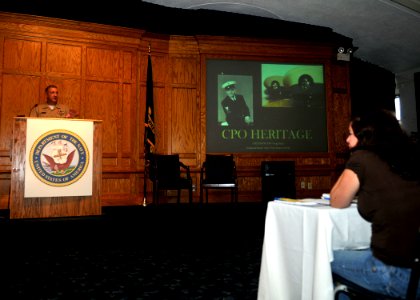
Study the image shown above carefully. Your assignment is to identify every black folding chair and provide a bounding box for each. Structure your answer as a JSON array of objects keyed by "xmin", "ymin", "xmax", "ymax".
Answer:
[
  {"xmin": 148, "ymin": 154, "xmax": 193, "ymax": 205},
  {"xmin": 200, "ymin": 154, "xmax": 238, "ymax": 204}
]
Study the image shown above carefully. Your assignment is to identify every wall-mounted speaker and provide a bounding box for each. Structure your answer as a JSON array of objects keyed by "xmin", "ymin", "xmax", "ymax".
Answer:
[{"xmin": 261, "ymin": 161, "xmax": 296, "ymax": 202}]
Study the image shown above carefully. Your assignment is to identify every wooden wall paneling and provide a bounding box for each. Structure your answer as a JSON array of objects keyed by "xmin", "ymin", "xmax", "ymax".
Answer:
[
  {"xmin": 80, "ymin": 42, "xmax": 139, "ymax": 205},
  {"xmin": 168, "ymin": 55, "xmax": 200, "ymax": 156},
  {"xmin": 135, "ymin": 51, "xmax": 143, "ymax": 172},
  {"xmin": 323, "ymin": 61, "xmax": 334, "ymax": 152},
  {"xmin": 0, "ymin": 37, "xmax": 41, "ymax": 205},
  {"xmin": 84, "ymin": 45, "xmax": 138, "ymax": 160},
  {"xmin": 1, "ymin": 75, "xmax": 40, "ymax": 150},
  {"xmin": 154, "ymin": 53, "xmax": 168, "ymax": 155},
  {"xmin": 195, "ymin": 35, "xmax": 334, "ymax": 60},
  {"xmin": 318, "ymin": 61, "xmax": 351, "ymax": 187},
  {"xmin": 296, "ymin": 175, "xmax": 332, "ymax": 198},
  {"xmin": 0, "ymin": 12, "xmax": 147, "ymax": 207},
  {"xmin": 331, "ymin": 63, "xmax": 351, "ymax": 155},
  {"xmin": 295, "ymin": 155, "xmax": 332, "ymax": 194},
  {"xmin": 1, "ymin": 37, "xmax": 43, "ymax": 153},
  {"xmin": 84, "ymin": 81, "xmax": 119, "ymax": 154},
  {"xmin": 332, "ymin": 93, "xmax": 351, "ymax": 153},
  {"xmin": 166, "ymin": 38, "xmax": 202, "ymax": 202},
  {"xmin": 0, "ymin": 173, "xmax": 10, "ymax": 209},
  {"xmin": 44, "ymin": 41, "xmax": 83, "ymax": 117},
  {"xmin": 170, "ymin": 85, "xmax": 201, "ymax": 202},
  {"xmin": 296, "ymin": 156, "xmax": 331, "ymax": 166},
  {"xmin": 0, "ymin": 13, "xmax": 144, "ymax": 48},
  {"xmin": 122, "ymin": 51, "xmax": 134, "ymax": 81},
  {"xmin": 152, "ymin": 82, "xmax": 167, "ymax": 154},
  {"xmin": 49, "ymin": 79, "xmax": 82, "ymax": 117},
  {"xmin": 199, "ymin": 55, "xmax": 208, "ymax": 171},
  {"xmin": 0, "ymin": 35, "xmax": 3, "ymax": 168},
  {"xmin": 0, "ymin": 12, "xmax": 353, "ymax": 206},
  {"xmin": 170, "ymin": 87, "xmax": 197, "ymax": 154},
  {"xmin": 121, "ymin": 50, "xmax": 137, "ymax": 166},
  {"xmin": 295, "ymin": 159, "xmax": 334, "ymax": 198},
  {"xmin": 168, "ymin": 37, "xmax": 200, "ymax": 159},
  {"xmin": 167, "ymin": 56, "xmax": 200, "ymax": 161},
  {"xmin": 0, "ymin": 151, "xmax": 11, "ymax": 171},
  {"xmin": 86, "ymin": 47, "xmax": 120, "ymax": 79},
  {"xmin": 170, "ymin": 55, "xmax": 199, "ymax": 85},
  {"xmin": 239, "ymin": 176, "xmax": 262, "ymax": 202},
  {"xmin": 138, "ymin": 54, "xmax": 148, "ymax": 163},
  {"xmin": 3, "ymin": 38, "xmax": 42, "ymax": 72},
  {"xmin": 331, "ymin": 62, "xmax": 350, "ymax": 91},
  {"xmin": 100, "ymin": 174, "xmax": 138, "ymax": 206},
  {"xmin": 46, "ymin": 42, "xmax": 82, "ymax": 75},
  {"xmin": 121, "ymin": 83, "xmax": 134, "ymax": 158},
  {"xmin": 101, "ymin": 173, "xmax": 136, "ymax": 206}
]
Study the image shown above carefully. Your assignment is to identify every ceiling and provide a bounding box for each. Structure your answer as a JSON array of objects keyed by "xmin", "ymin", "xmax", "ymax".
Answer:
[
  {"xmin": 1, "ymin": 0, "xmax": 420, "ymax": 75},
  {"xmin": 143, "ymin": 0, "xmax": 420, "ymax": 74}
]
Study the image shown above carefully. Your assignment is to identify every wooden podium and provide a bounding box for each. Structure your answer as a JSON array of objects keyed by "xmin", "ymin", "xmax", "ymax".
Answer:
[{"xmin": 10, "ymin": 117, "xmax": 103, "ymax": 219}]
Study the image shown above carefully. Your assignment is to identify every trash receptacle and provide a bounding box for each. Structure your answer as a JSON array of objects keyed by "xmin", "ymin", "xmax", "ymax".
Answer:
[{"xmin": 261, "ymin": 161, "xmax": 296, "ymax": 202}]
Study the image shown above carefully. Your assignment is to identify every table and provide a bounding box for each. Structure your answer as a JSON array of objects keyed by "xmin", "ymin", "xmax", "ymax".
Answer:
[{"xmin": 257, "ymin": 200, "xmax": 371, "ymax": 300}]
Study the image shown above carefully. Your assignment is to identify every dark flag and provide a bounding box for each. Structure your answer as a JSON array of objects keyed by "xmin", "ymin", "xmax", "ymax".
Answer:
[
  {"xmin": 144, "ymin": 54, "xmax": 155, "ymax": 156},
  {"xmin": 143, "ymin": 54, "xmax": 155, "ymax": 205}
]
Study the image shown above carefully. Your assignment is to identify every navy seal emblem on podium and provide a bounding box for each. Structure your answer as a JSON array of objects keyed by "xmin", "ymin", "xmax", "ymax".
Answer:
[{"xmin": 29, "ymin": 129, "xmax": 89, "ymax": 187}]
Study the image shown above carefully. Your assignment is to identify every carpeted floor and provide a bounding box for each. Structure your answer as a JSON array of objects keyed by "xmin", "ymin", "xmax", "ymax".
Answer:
[{"xmin": 0, "ymin": 203, "xmax": 267, "ymax": 300}]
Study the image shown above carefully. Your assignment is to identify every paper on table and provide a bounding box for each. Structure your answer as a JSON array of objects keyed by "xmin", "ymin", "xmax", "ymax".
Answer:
[
  {"xmin": 321, "ymin": 193, "xmax": 330, "ymax": 200},
  {"xmin": 314, "ymin": 198, "xmax": 331, "ymax": 206},
  {"xmin": 274, "ymin": 198, "xmax": 318, "ymax": 206}
]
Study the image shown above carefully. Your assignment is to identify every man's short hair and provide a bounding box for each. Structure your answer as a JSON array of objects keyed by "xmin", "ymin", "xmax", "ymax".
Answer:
[{"xmin": 45, "ymin": 85, "xmax": 58, "ymax": 93}]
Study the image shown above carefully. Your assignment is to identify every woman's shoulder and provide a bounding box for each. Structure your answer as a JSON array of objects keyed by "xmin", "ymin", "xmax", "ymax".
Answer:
[
  {"xmin": 350, "ymin": 149, "xmax": 375, "ymax": 157},
  {"xmin": 349, "ymin": 149, "xmax": 382, "ymax": 164}
]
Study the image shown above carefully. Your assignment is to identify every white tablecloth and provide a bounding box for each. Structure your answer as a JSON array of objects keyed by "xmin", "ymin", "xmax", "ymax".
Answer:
[{"xmin": 257, "ymin": 200, "xmax": 371, "ymax": 300}]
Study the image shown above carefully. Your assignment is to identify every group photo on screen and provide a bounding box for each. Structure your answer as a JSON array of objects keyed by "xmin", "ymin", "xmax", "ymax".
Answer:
[{"xmin": 206, "ymin": 59, "xmax": 328, "ymax": 153}]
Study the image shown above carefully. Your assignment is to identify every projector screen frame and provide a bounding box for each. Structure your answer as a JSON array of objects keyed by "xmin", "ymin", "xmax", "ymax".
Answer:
[{"xmin": 205, "ymin": 57, "xmax": 330, "ymax": 154}]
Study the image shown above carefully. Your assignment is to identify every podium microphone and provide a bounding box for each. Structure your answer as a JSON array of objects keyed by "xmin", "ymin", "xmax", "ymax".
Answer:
[{"xmin": 29, "ymin": 104, "xmax": 38, "ymax": 116}]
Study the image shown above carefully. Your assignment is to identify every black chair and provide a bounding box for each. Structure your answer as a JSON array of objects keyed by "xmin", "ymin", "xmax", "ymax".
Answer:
[
  {"xmin": 333, "ymin": 229, "xmax": 420, "ymax": 300},
  {"xmin": 200, "ymin": 154, "xmax": 238, "ymax": 204},
  {"xmin": 148, "ymin": 153, "xmax": 193, "ymax": 205}
]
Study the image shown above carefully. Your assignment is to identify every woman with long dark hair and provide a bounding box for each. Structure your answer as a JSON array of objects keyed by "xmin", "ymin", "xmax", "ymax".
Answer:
[{"xmin": 330, "ymin": 109, "xmax": 420, "ymax": 298}]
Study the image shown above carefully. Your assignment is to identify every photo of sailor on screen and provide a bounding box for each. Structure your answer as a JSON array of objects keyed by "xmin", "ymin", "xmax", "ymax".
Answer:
[{"xmin": 218, "ymin": 76, "xmax": 253, "ymax": 127}]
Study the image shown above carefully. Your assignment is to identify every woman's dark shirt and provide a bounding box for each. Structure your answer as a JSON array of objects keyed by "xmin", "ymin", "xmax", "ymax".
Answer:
[{"xmin": 346, "ymin": 149, "xmax": 420, "ymax": 267}]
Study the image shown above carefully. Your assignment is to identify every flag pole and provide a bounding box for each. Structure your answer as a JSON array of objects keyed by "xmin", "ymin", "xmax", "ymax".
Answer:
[
  {"xmin": 143, "ymin": 170, "xmax": 148, "ymax": 206},
  {"xmin": 143, "ymin": 147, "xmax": 148, "ymax": 206}
]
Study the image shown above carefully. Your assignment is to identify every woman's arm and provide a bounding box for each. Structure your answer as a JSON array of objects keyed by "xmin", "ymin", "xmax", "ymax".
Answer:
[{"xmin": 330, "ymin": 169, "xmax": 360, "ymax": 208}]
